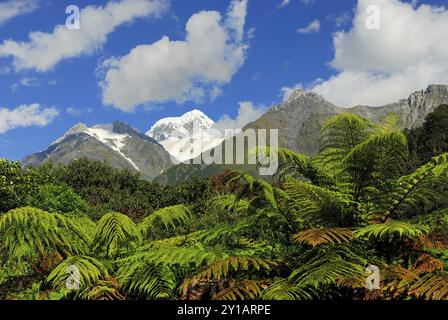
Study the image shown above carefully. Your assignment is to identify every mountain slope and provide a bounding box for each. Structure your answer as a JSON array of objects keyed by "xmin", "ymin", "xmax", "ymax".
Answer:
[
  {"xmin": 246, "ymin": 84, "xmax": 448, "ymax": 155},
  {"xmin": 23, "ymin": 121, "xmax": 172, "ymax": 181},
  {"xmin": 155, "ymin": 84, "xmax": 448, "ymax": 184}
]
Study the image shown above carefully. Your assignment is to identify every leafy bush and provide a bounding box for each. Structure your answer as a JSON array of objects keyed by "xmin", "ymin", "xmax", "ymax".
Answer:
[
  {"xmin": 0, "ymin": 160, "xmax": 38, "ymax": 213},
  {"xmin": 29, "ymin": 184, "xmax": 86, "ymax": 214}
]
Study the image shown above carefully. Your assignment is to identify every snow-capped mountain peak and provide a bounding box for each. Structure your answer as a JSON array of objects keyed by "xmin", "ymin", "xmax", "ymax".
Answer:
[
  {"xmin": 146, "ymin": 109, "xmax": 223, "ymax": 163},
  {"xmin": 146, "ymin": 109, "xmax": 214, "ymax": 142}
]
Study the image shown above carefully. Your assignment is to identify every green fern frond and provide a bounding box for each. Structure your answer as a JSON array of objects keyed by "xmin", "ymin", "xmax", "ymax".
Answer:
[
  {"xmin": 320, "ymin": 113, "xmax": 373, "ymax": 157},
  {"xmin": 262, "ymin": 278, "xmax": 318, "ymax": 300},
  {"xmin": 376, "ymin": 153, "xmax": 448, "ymax": 219},
  {"xmin": 254, "ymin": 147, "xmax": 330, "ymax": 186},
  {"xmin": 355, "ymin": 221, "xmax": 430, "ymax": 240},
  {"xmin": 140, "ymin": 204, "xmax": 191, "ymax": 235},
  {"xmin": 78, "ymin": 277, "xmax": 125, "ymax": 300},
  {"xmin": 0, "ymin": 207, "xmax": 79, "ymax": 265},
  {"xmin": 123, "ymin": 245, "xmax": 221, "ymax": 269},
  {"xmin": 92, "ymin": 212, "xmax": 140, "ymax": 257},
  {"xmin": 198, "ymin": 223, "xmax": 251, "ymax": 246},
  {"xmin": 204, "ymin": 194, "xmax": 249, "ymax": 225},
  {"xmin": 116, "ymin": 257, "xmax": 175, "ymax": 299},
  {"xmin": 227, "ymin": 171, "xmax": 279, "ymax": 210},
  {"xmin": 46, "ymin": 255, "xmax": 110, "ymax": 291},
  {"xmin": 284, "ymin": 178, "xmax": 356, "ymax": 226},
  {"xmin": 186, "ymin": 257, "xmax": 277, "ymax": 283}
]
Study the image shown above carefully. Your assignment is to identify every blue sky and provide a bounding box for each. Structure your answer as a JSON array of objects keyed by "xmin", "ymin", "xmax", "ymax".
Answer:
[{"xmin": 0, "ymin": 0, "xmax": 447, "ymax": 160}]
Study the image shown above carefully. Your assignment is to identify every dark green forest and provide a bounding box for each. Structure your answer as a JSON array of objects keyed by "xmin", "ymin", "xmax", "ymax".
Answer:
[{"xmin": 0, "ymin": 106, "xmax": 447, "ymax": 300}]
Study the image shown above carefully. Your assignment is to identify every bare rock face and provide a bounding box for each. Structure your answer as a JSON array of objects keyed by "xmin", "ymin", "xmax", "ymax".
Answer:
[{"xmin": 246, "ymin": 84, "xmax": 448, "ymax": 155}]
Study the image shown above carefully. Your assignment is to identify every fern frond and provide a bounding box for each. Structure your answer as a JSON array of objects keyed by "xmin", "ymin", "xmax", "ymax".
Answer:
[
  {"xmin": 186, "ymin": 257, "xmax": 277, "ymax": 283},
  {"xmin": 254, "ymin": 147, "xmax": 330, "ymax": 186},
  {"xmin": 78, "ymin": 277, "xmax": 125, "ymax": 300},
  {"xmin": 214, "ymin": 280, "xmax": 266, "ymax": 300},
  {"xmin": 293, "ymin": 228, "xmax": 353, "ymax": 247},
  {"xmin": 0, "ymin": 207, "xmax": 80, "ymax": 265},
  {"xmin": 140, "ymin": 204, "xmax": 191, "ymax": 235},
  {"xmin": 262, "ymin": 278, "xmax": 318, "ymax": 300},
  {"xmin": 92, "ymin": 212, "xmax": 139, "ymax": 257},
  {"xmin": 409, "ymin": 272, "xmax": 448, "ymax": 300},
  {"xmin": 116, "ymin": 256, "xmax": 175, "ymax": 299},
  {"xmin": 377, "ymin": 153, "xmax": 448, "ymax": 219},
  {"xmin": 355, "ymin": 221, "xmax": 430, "ymax": 240},
  {"xmin": 320, "ymin": 113, "xmax": 373, "ymax": 159},
  {"xmin": 284, "ymin": 178, "xmax": 356, "ymax": 226},
  {"xmin": 123, "ymin": 245, "xmax": 221, "ymax": 269},
  {"xmin": 46, "ymin": 255, "xmax": 110, "ymax": 291},
  {"xmin": 206, "ymin": 194, "xmax": 249, "ymax": 222},
  {"xmin": 198, "ymin": 223, "xmax": 251, "ymax": 246}
]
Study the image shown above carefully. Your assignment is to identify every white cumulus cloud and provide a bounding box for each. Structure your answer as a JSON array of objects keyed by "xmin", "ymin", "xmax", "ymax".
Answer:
[
  {"xmin": 212, "ymin": 101, "xmax": 267, "ymax": 132},
  {"xmin": 308, "ymin": 0, "xmax": 448, "ymax": 107},
  {"xmin": 100, "ymin": 0, "xmax": 249, "ymax": 112},
  {"xmin": 0, "ymin": 104, "xmax": 59, "ymax": 134},
  {"xmin": 0, "ymin": 0, "xmax": 168, "ymax": 72},
  {"xmin": 0, "ymin": 0, "xmax": 38, "ymax": 26}
]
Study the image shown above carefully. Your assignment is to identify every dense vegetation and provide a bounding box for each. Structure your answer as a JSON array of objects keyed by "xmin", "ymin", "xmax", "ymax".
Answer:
[{"xmin": 0, "ymin": 110, "xmax": 447, "ymax": 300}]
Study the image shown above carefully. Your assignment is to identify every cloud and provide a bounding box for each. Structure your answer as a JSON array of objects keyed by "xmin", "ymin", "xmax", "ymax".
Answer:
[
  {"xmin": 296, "ymin": 19, "xmax": 320, "ymax": 33},
  {"xmin": 212, "ymin": 101, "xmax": 267, "ymax": 132},
  {"xmin": 280, "ymin": 0, "xmax": 291, "ymax": 7},
  {"xmin": 0, "ymin": 0, "xmax": 38, "ymax": 26},
  {"xmin": 279, "ymin": 0, "xmax": 315, "ymax": 7},
  {"xmin": 11, "ymin": 77, "xmax": 56, "ymax": 91},
  {"xmin": 327, "ymin": 12, "xmax": 352, "ymax": 28},
  {"xmin": 100, "ymin": 0, "xmax": 249, "ymax": 112},
  {"xmin": 0, "ymin": 104, "xmax": 59, "ymax": 134},
  {"xmin": 308, "ymin": 0, "xmax": 448, "ymax": 107},
  {"xmin": 66, "ymin": 107, "xmax": 93, "ymax": 117},
  {"xmin": 0, "ymin": 0, "xmax": 168, "ymax": 72}
]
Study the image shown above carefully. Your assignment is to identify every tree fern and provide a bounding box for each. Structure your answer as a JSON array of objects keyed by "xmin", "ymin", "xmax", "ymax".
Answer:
[
  {"xmin": 0, "ymin": 207, "xmax": 79, "ymax": 265},
  {"xmin": 320, "ymin": 113, "xmax": 373, "ymax": 165},
  {"xmin": 92, "ymin": 212, "xmax": 140, "ymax": 258}
]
